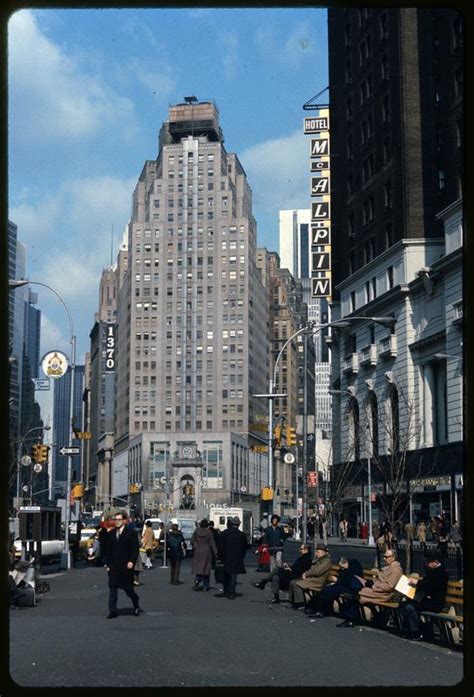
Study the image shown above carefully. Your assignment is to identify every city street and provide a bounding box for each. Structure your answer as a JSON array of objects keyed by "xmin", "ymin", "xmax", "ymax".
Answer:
[{"xmin": 9, "ymin": 552, "xmax": 463, "ymax": 688}]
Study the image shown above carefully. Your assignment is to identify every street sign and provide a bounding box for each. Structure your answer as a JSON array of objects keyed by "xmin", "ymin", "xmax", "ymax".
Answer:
[
  {"xmin": 240, "ymin": 486, "xmax": 247, "ymax": 493},
  {"xmin": 59, "ymin": 446, "xmax": 80, "ymax": 456},
  {"xmin": 284, "ymin": 453, "xmax": 295, "ymax": 464},
  {"xmin": 33, "ymin": 463, "xmax": 43, "ymax": 473},
  {"xmin": 21, "ymin": 455, "xmax": 32, "ymax": 466}
]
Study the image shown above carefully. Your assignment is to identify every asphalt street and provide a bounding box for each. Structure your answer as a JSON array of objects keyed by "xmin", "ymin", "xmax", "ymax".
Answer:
[{"xmin": 9, "ymin": 552, "xmax": 463, "ymax": 688}]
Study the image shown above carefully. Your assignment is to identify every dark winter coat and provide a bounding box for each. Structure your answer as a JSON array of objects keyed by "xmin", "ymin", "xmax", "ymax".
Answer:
[
  {"xmin": 102, "ymin": 525, "xmax": 139, "ymax": 589},
  {"xmin": 414, "ymin": 563, "xmax": 449, "ymax": 613},
  {"xmin": 191, "ymin": 528, "xmax": 217, "ymax": 575},
  {"xmin": 263, "ymin": 525, "xmax": 286, "ymax": 552},
  {"xmin": 217, "ymin": 526, "xmax": 248, "ymax": 574},
  {"xmin": 167, "ymin": 531, "xmax": 186, "ymax": 562},
  {"xmin": 278, "ymin": 551, "xmax": 313, "ymax": 590}
]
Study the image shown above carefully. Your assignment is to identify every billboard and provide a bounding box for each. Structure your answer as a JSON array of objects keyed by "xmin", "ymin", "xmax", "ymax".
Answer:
[{"xmin": 304, "ymin": 107, "xmax": 332, "ymax": 299}]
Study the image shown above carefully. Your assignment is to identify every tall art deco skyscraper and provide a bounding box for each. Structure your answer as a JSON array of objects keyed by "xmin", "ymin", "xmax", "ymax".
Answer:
[{"xmin": 114, "ymin": 100, "xmax": 270, "ymax": 515}]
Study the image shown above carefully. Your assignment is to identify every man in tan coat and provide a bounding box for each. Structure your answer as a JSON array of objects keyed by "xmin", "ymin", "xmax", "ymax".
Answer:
[
  {"xmin": 358, "ymin": 549, "xmax": 403, "ymax": 605},
  {"xmin": 288, "ymin": 543, "xmax": 333, "ymax": 609}
]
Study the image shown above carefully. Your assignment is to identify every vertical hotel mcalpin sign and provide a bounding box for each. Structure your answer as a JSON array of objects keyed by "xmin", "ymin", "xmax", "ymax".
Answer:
[{"xmin": 303, "ymin": 90, "xmax": 332, "ymax": 300}]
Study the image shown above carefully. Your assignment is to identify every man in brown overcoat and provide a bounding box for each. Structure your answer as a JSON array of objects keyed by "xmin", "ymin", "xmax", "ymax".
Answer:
[
  {"xmin": 288, "ymin": 543, "xmax": 333, "ymax": 609},
  {"xmin": 358, "ymin": 548, "xmax": 403, "ymax": 605}
]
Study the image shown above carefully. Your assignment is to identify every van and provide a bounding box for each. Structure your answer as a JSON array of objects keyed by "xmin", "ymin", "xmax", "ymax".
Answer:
[{"xmin": 208, "ymin": 507, "xmax": 253, "ymax": 541}]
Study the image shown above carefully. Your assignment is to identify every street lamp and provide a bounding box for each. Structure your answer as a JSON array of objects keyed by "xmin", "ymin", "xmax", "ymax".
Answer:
[
  {"xmin": 256, "ymin": 314, "xmax": 396, "ymax": 543},
  {"xmin": 10, "ymin": 278, "xmax": 77, "ymax": 570}
]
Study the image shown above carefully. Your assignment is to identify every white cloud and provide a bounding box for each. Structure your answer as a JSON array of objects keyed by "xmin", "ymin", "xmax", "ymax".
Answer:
[
  {"xmin": 10, "ymin": 173, "xmax": 136, "ymax": 358},
  {"xmin": 8, "ymin": 9, "xmax": 137, "ymax": 144},
  {"xmin": 40, "ymin": 313, "xmax": 70, "ymax": 356},
  {"xmin": 240, "ymin": 129, "xmax": 308, "ymax": 213},
  {"xmin": 218, "ymin": 32, "xmax": 239, "ymax": 80}
]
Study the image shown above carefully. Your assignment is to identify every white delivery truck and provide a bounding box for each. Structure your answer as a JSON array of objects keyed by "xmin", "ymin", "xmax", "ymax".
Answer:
[{"xmin": 208, "ymin": 507, "xmax": 253, "ymax": 541}]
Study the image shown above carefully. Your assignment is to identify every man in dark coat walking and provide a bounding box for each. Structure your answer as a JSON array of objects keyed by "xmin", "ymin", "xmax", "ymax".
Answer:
[
  {"xmin": 102, "ymin": 510, "xmax": 141, "ymax": 618},
  {"xmin": 215, "ymin": 516, "xmax": 248, "ymax": 599}
]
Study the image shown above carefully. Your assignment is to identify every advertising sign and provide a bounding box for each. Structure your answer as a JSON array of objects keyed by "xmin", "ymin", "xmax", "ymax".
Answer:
[
  {"xmin": 105, "ymin": 324, "xmax": 116, "ymax": 371},
  {"xmin": 41, "ymin": 351, "xmax": 68, "ymax": 379},
  {"xmin": 304, "ymin": 107, "xmax": 332, "ymax": 298},
  {"xmin": 304, "ymin": 115, "xmax": 330, "ymax": 134},
  {"xmin": 307, "ymin": 471, "xmax": 318, "ymax": 488}
]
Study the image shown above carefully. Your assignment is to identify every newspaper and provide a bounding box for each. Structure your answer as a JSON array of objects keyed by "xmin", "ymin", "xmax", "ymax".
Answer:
[{"xmin": 395, "ymin": 574, "xmax": 417, "ymax": 599}]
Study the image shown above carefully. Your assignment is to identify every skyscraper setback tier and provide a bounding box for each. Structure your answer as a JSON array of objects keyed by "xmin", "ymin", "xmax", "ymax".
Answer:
[{"xmin": 114, "ymin": 101, "xmax": 269, "ymax": 447}]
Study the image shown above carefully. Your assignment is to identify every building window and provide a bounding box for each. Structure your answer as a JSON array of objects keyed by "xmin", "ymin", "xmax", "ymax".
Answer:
[
  {"xmin": 382, "ymin": 96, "xmax": 391, "ymax": 122},
  {"xmin": 348, "ymin": 397, "xmax": 360, "ymax": 460},
  {"xmin": 362, "ymin": 155, "xmax": 374, "ymax": 183},
  {"xmin": 361, "ymin": 115, "xmax": 373, "ymax": 143},
  {"xmin": 349, "ymin": 251, "xmax": 355, "ymax": 275},
  {"xmin": 388, "ymin": 384, "xmax": 399, "ymax": 453},
  {"xmin": 384, "ymin": 180, "xmax": 392, "ymax": 208},
  {"xmin": 438, "ymin": 170, "xmax": 445, "ymax": 190},
  {"xmin": 381, "ymin": 54, "xmax": 390, "ymax": 81},
  {"xmin": 387, "ymin": 265, "xmax": 394, "ymax": 289},
  {"xmin": 385, "ymin": 223, "xmax": 393, "ymax": 249},
  {"xmin": 367, "ymin": 392, "xmax": 379, "ymax": 457},
  {"xmin": 359, "ymin": 35, "xmax": 371, "ymax": 64},
  {"xmin": 362, "ymin": 197, "xmax": 374, "ymax": 225},
  {"xmin": 350, "ymin": 290, "xmax": 356, "ymax": 313},
  {"xmin": 345, "ymin": 60, "xmax": 352, "ymax": 83}
]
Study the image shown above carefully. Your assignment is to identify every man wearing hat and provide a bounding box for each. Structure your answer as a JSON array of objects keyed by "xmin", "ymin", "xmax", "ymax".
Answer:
[
  {"xmin": 288, "ymin": 543, "xmax": 333, "ymax": 609},
  {"xmin": 263, "ymin": 514, "xmax": 287, "ymax": 571},
  {"xmin": 398, "ymin": 550, "xmax": 449, "ymax": 641},
  {"xmin": 215, "ymin": 516, "xmax": 249, "ymax": 599}
]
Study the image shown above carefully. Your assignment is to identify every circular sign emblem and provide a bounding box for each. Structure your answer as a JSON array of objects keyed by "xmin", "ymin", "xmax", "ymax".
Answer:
[
  {"xmin": 41, "ymin": 351, "xmax": 69, "ymax": 379},
  {"xmin": 33, "ymin": 463, "xmax": 43, "ymax": 473},
  {"xmin": 284, "ymin": 453, "xmax": 295, "ymax": 464},
  {"xmin": 21, "ymin": 455, "xmax": 32, "ymax": 466},
  {"xmin": 182, "ymin": 446, "xmax": 194, "ymax": 458}
]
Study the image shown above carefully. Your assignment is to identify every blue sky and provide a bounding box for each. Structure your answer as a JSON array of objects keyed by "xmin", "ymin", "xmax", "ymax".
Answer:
[{"xmin": 8, "ymin": 7, "xmax": 328, "ymax": 360}]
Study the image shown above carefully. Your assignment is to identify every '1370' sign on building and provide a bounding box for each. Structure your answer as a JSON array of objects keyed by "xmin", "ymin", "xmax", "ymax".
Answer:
[{"xmin": 304, "ymin": 110, "xmax": 331, "ymax": 299}]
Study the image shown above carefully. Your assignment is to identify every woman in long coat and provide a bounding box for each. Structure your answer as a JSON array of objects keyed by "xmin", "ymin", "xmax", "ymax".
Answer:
[{"xmin": 191, "ymin": 519, "xmax": 217, "ymax": 591}]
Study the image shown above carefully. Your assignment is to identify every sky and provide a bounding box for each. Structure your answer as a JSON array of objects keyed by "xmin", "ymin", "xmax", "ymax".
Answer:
[{"xmin": 8, "ymin": 7, "xmax": 328, "ymax": 361}]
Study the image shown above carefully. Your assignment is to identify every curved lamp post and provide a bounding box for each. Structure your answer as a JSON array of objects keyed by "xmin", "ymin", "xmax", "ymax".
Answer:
[
  {"xmin": 10, "ymin": 278, "xmax": 76, "ymax": 569},
  {"xmin": 255, "ymin": 315, "xmax": 396, "ymax": 543}
]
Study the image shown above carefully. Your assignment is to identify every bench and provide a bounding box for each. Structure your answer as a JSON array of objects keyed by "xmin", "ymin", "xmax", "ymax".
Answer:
[
  {"xmin": 359, "ymin": 572, "xmax": 463, "ymax": 644},
  {"xmin": 418, "ymin": 581, "xmax": 463, "ymax": 646}
]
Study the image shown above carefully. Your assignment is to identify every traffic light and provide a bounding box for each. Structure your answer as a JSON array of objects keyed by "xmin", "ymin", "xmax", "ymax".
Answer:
[
  {"xmin": 274, "ymin": 424, "xmax": 282, "ymax": 447},
  {"xmin": 32, "ymin": 443, "xmax": 49, "ymax": 463},
  {"xmin": 37, "ymin": 445, "xmax": 50, "ymax": 464},
  {"xmin": 286, "ymin": 426, "xmax": 297, "ymax": 447}
]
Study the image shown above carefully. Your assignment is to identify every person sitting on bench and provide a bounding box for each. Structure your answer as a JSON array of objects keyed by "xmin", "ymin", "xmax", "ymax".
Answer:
[
  {"xmin": 398, "ymin": 550, "xmax": 448, "ymax": 641},
  {"xmin": 308, "ymin": 557, "xmax": 364, "ymax": 618},
  {"xmin": 253, "ymin": 543, "xmax": 312, "ymax": 603},
  {"xmin": 288, "ymin": 543, "xmax": 333, "ymax": 609}
]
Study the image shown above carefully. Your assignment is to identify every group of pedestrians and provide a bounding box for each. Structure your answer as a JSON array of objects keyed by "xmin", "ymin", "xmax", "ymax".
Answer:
[{"xmin": 99, "ymin": 510, "xmax": 250, "ymax": 617}]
